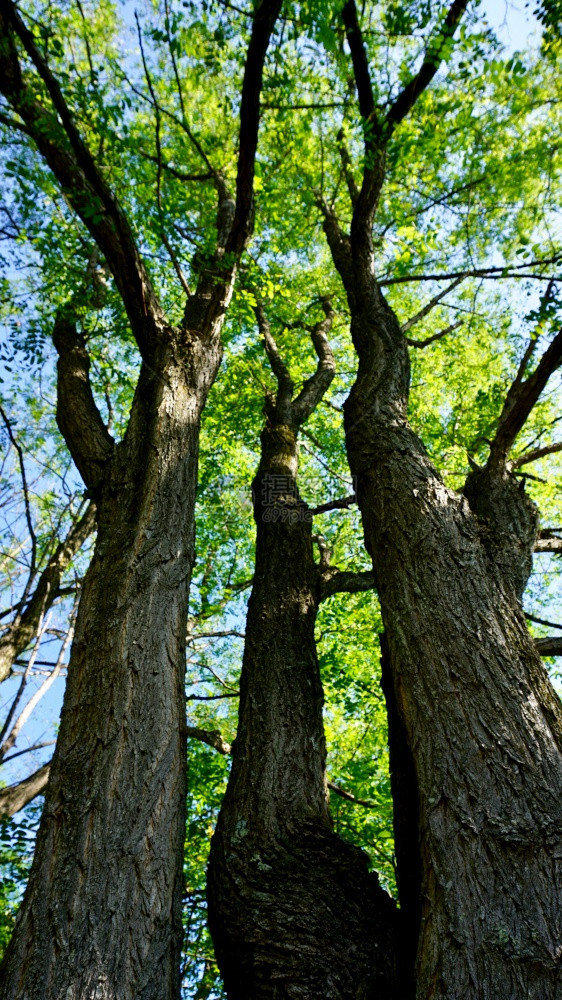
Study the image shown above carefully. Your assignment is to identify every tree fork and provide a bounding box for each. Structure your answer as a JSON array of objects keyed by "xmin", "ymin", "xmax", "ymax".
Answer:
[{"xmin": 207, "ymin": 307, "xmax": 400, "ymax": 999}]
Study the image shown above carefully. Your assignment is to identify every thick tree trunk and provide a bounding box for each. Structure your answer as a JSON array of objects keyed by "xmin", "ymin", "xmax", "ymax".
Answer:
[
  {"xmin": 0, "ymin": 337, "xmax": 221, "ymax": 1000},
  {"xmin": 343, "ymin": 285, "xmax": 562, "ymax": 999},
  {"xmin": 208, "ymin": 417, "xmax": 399, "ymax": 1000}
]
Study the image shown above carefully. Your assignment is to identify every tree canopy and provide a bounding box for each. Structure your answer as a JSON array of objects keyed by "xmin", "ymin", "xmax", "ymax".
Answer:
[{"xmin": 0, "ymin": 1, "xmax": 561, "ymax": 997}]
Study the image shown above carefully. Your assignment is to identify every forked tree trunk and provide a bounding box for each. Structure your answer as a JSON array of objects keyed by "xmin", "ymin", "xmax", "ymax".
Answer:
[
  {"xmin": 208, "ymin": 404, "xmax": 400, "ymax": 998},
  {"xmin": 0, "ymin": 337, "xmax": 222, "ymax": 1000},
  {"xmin": 343, "ymin": 285, "xmax": 562, "ymax": 999}
]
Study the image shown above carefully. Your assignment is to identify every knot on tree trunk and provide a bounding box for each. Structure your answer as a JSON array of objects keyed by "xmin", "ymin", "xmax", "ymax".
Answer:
[
  {"xmin": 207, "ymin": 822, "xmax": 401, "ymax": 1000},
  {"xmin": 464, "ymin": 466, "xmax": 539, "ymax": 600}
]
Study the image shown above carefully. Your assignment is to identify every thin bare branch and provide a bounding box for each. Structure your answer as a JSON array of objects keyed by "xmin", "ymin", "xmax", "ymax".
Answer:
[
  {"xmin": 379, "ymin": 258, "xmax": 562, "ymax": 286},
  {"xmin": 407, "ymin": 319, "xmax": 463, "ymax": 349},
  {"xmin": 401, "ymin": 276, "xmax": 464, "ymax": 333},
  {"xmin": 0, "ymin": 403, "xmax": 37, "ymax": 602},
  {"xmin": 1, "ymin": 623, "xmax": 74, "ymax": 761},
  {"xmin": 327, "ymin": 781, "xmax": 376, "ymax": 808}
]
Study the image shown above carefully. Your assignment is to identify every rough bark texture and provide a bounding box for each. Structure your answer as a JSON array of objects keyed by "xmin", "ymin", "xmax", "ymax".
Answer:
[
  {"xmin": 0, "ymin": 5, "xmax": 280, "ymax": 996},
  {"xmin": 208, "ymin": 373, "xmax": 400, "ymax": 998},
  {"xmin": 341, "ymin": 282, "xmax": 562, "ymax": 1000},
  {"xmin": 0, "ymin": 333, "xmax": 222, "ymax": 1000}
]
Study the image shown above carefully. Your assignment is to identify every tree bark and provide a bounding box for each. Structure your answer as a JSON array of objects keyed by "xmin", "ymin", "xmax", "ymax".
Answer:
[
  {"xmin": 0, "ymin": 764, "xmax": 50, "ymax": 818},
  {"xmin": 0, "ymin": 334, "xmax": 221, "ymax": 1000},
  {"xmin": 0, "ymin": 504, "xmax": 96, "ymax": 685},
  {"xmin": 208, "ymin": 328, "xmax": 400, "ymax": 998},
  {"xmin": 341, "ymin": 282, "xmax": 562, "ymax": 1000}
]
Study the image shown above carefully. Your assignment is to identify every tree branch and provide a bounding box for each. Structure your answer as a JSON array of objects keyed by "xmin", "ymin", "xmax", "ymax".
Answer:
[
  {"xmin": 0, "ymin": 762, "xmax": 50, "ymax": 817},
  {"xmin": 401, "ymin": 276, "xmax": 464, "ymax": 333},
  {"xmin": 185, "ymin": 726, "xmax": 231, "ymax": 755},
  {"xmin": 385, "ymin": 0, "xmax": 470, "ymax": 132},
  {"xmin": 318, "ymin": 568, "xmax": 375, "ymax": 602},
  {"xmin": 181, "ymin": 0, "xmax": 281, "ymax": 340},
  {"xmin": 291, "ymin": 299, "xmax": 336, "ymax": 425},
  {"xmin": 0, "ymin": 0, "xmax": 166, "ymax": 357},
  {"xmin": 535, "ymin": 637, "xmax": 562, "ymax": 656},
  {"xmin": 311, "ymin": 494, "xmax": 356, "ymax": 516},
  {"xmin": 225, "ymin": 0, "xmax": 283, "ymax": 256},
  {"xmin": 0, "ymin": 403, "xmax": 37, "ymax": 604},
  {"xmin": 52, "ymin": 311, "xmax": 115, "ymax": 491},
  {"xmin": 512, "ymin": 441, "xmax": 562, "ymax": 469},
  {"xmin": 341, "ymin": 0, "xmax": 386, "ymax": 239},
  {"xmin": 327, "ymin": 781, "xmax": 376, "ymax": 808},
  {"xmin": 0, "ymin": 502, "xmax": 95, "ymax": 684},
  {"xmin": 534, "ymin": 536, "xmax": 562, "ymax": 553},
  {"xmin": 256, "ymin": 302, "xmax": 294, "ymax": 421},
  {"xmin": 488, "ymin": 325, "xmax": 562, "ymax": 471},
  {"xmin": 406, "ymin": 319, "xmax": 463, "ymax": 348}
]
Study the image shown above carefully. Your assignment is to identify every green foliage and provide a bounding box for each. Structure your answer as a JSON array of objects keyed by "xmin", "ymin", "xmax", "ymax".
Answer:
[
  {"xmin": 1, "ymin": 1, "xmax": 562, "ymax": 995},
  {"xmin": 0, "ymin": 807, "xmax": 41, "ymax": 959}
]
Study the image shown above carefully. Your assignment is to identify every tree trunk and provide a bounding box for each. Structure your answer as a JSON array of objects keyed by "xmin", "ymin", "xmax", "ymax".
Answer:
[
  {"xmin": 343, "ymin": 284, "xmax": 562, "ymax": 999},
  {"xmin": 0, "ymin": 336, "xmax": 221, "ymax": 1000},
  {"xmin": 208, "ymin": 411, "xmax": 400, "ymax": 1000}
]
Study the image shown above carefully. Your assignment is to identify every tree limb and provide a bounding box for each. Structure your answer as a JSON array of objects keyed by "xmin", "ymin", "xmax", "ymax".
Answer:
[
  {"xmin": 225, "ymin": 0, "xmax": 283, "ymax": 257},
  {"xmin": 385, "ymin": 0, "xmax": 470, "ymax": 132},
  {"xmin": 0, "ymin": 0, "xmax": 166, "ymax": 357},
  {"xmin": 185, "ymin": 726, "xmax": 231, "ymax": 755},
  {"xmin": 327, "ymin": 781, "xmax": 376, "ymax": 808},
  {"xmin": 256, "ymin": 302, "xmax": 294, "ymax": 421},
  {"xmin": 534, "ymin": 536, "xmax": 562, "ymax": 553},
  {"xmin": 291, "ymin": 299, "xmax": 336, "ymax": 425},
  {"xmin": 0, "ymin": 503, "xmax": 95, "ymax": 684},
  {"xmin": 512, "ymin": 441, "xmax": 562, "ymax": 469},
  {"xmin": 181, "ymin": 0, "xmax": 282, "ymax": 340},
  {"xmin": 52, "ymin": 311, "xmax": 115, "ymax": 490},
  {"xmin": 407, "ymin": 319, "xmax": 463, "ymax": 348},
  {"xmin": 401, "ymin": 276, "xmax": 464, "ymax": 333},
  {"xmin": 535, "ymin": 637, "xmax": 562, "ymax": 656},
  {"xmin": 0, "ymin": 763, "xmax": 50, "ymax": 817},
  {"xmin": 318, "ymin": 568, "xmax": 375, "ymax": 602},
  {"xmin": 341, "ymin": 0, "xmax": 386, "ymax": 241},
  {"xmin": 311, "ymin": 494, "xmax": 357, "ymax": 516},
  {"xmin": 488, "ymin": 325, "xmax": 562, "ymax": 471}
]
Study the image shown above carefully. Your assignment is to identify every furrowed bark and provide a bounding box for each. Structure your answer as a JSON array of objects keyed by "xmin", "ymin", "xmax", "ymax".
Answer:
[
  {"xmin": 329, "ymin": 6, "xmax": 562, "ymax": 993},
  {"xmin": 0, "ymin": 503, "xmax": 95, "ymax": 684},
  {"xmin": 340, "ymin": 283, "xmax": 562, "ymax": 999},
  {"xmin": 0, "ymin": 333, "xmax": 221, "ymax": 1000},
  {"xmin": 0, "ymin": 3, "xmax": 281, "ymax": 995},
  {"xmin": 208, "ymin": 311, "xmax": 400, "ymax": 999}
]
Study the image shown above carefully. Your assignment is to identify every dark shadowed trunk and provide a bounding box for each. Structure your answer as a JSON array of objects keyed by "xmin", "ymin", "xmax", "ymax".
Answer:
[
  {"xmin": 342, "ymin": 284, "xmax": 562, "ymax": 1000},
  {"xmin": 320, "ymin": 6, "xmax": 562, "ymax": 995},
  {"xmin": 0, "ymin": 2, "xmax": 281, "ymax": 995},
  {"xmin": 207, "ymin": 307, "xmax": 400, "ymax": 1000},
  {"xmin": 0, "ymin": 333, "xmax": 222, "ymax": 1000}
]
